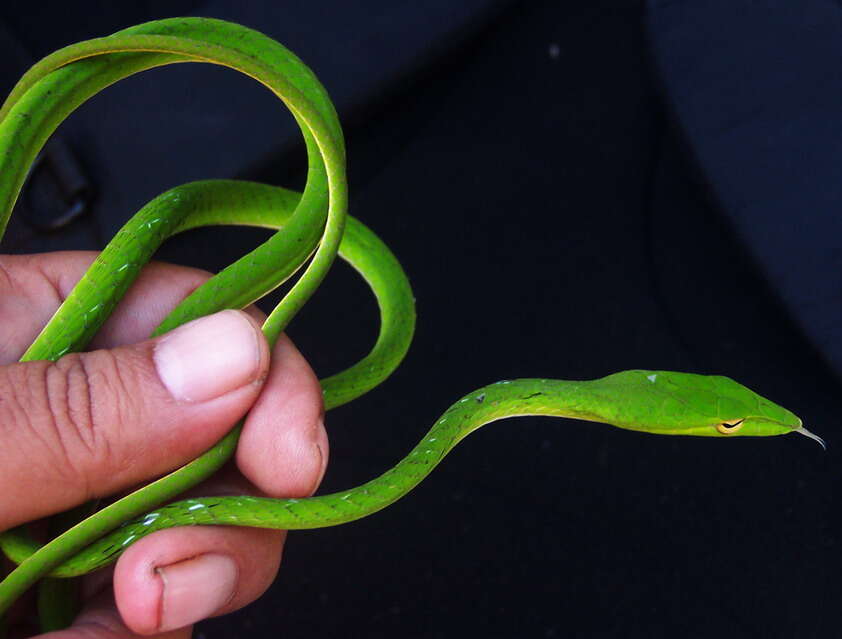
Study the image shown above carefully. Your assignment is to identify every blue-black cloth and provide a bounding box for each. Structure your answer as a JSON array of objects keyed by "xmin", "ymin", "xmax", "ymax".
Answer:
[{"xmin": 648, "ymin": 0, "xmax": 842, "ymax": 378}]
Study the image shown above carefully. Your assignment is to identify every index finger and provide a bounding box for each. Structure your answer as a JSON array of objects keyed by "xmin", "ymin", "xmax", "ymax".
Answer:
[{"xmin": 0, "ymin": 251, "xmax": 264, "ymax": 361}]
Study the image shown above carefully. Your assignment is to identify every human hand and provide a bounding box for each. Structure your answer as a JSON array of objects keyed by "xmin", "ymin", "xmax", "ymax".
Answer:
[{"xmin": 0, "ymin": 251, "xmax": 328, "ymax": 638}]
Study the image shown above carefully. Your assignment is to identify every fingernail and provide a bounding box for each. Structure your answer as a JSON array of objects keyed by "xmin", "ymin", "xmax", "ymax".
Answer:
[
  {"xmin": 157, "ymin": 553, "xmax": 238, "ymax": 631},
  {"xmin": 155, "ymin": 310, "xmax": 263, "ymax": 402}
]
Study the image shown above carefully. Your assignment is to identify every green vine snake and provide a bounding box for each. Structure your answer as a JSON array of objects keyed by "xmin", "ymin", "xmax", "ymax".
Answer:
[{"xmin": 0, "ymin": 16, "xmax": 821, "ymax": 630}]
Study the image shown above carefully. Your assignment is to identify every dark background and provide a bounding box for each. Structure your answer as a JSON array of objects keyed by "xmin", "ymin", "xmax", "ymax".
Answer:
[{"xmin": 1, "ymin": 1, "xmax": 839, "ymax": 637}]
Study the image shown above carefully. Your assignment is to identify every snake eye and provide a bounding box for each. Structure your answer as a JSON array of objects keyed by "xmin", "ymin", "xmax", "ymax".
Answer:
[{"xmin": 716, "ymin": 419, "xmax": 745, "ymax": 435}]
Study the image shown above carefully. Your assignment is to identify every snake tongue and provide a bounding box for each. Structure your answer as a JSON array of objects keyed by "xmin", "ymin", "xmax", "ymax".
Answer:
[{"xmin": 794, "ymin": 426, "xmax": 826, "ymax": 450}]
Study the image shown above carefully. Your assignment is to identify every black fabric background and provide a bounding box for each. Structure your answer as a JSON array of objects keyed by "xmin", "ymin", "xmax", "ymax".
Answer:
[{"xmin": 1, "ymin": 2, "xmax": 840, "ymax": 637}]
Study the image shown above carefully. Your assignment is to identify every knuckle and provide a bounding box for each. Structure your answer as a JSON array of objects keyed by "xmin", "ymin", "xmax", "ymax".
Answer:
[
  {"xmin": 58, "ymin": 351, "xmax": 141, "ymax": 471},
  {"xmin": 0, "ymin": 361, "xmax": 82, "ymax": 490},
  {"xmin": 0, "ymin": 350, "xmax": 145, "ymax": 492},
  {"xmin": 52, "ymin": 353, "xmax": 106, "ymax": 462}
]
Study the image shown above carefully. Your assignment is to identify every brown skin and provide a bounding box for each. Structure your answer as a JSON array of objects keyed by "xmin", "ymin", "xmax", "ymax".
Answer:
[{"xmin": 0, "ymin": 251, "xmax": 327, "ymax": 638}]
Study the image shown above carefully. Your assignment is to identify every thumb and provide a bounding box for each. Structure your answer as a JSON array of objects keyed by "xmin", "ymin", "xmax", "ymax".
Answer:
[{"xmin": 0, "ymin": 310, "xmax": 270, "ymax": 531}]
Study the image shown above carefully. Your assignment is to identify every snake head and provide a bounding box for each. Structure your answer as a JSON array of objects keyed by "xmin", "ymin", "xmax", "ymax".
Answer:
[{"xmin": 594, "ymin": 370, "xmax": 815, "ymax": 443}]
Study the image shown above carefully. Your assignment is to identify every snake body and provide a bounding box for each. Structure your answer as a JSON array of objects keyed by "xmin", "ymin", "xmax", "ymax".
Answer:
[{"xmin": 0, "ymin": 17, "xmax": 810, "ymax": 627}]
